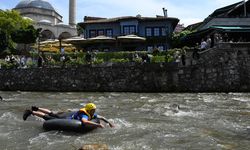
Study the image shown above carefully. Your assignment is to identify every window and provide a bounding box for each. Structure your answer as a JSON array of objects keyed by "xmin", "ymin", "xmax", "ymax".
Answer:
[
  {"xmin": 146, "ymin": 28, "xmax": 152, "ymax": 36},
  {"xmin": 157, "ymin": 45, "xmax": 164, "ymax": 51},
  {"xmin": 147, "ymin": 46, "xmax": 154, "ymax": 52},
  {"xmin": 162, "ymin": 27, "xmax": 169, "ymax": 36},
  {"xmin": 129, "ymin": 26, "xmax": 136, "ymax": 34},
  {"xmin": 123, "ymin": 25, "xmax": 136, "ymax": 35},
  {"xmin": 124, "ymin": 26, "xmax": 129, "ymax": 35},
  {"xmin": 106, "ymin": 29, "xmax": 113, "ymax": 37},
  {"xmin": 97, "ymin": 30, "xmax": 104, "ymax": 36},
  {"xmin": 89, "ymin": 30, "xmax": 96, "ymax": 38},
  {"xmin": 103, "ymin": 48, "xmax": 110, "ymax": 52},
  {"xmin": 154, "ymin": 28, "xmax": 160, "ymax": 36}
]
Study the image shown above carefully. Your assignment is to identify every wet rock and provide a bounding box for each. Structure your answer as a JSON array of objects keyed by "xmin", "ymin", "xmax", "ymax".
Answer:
[{"xmin": 79, "ymin": 144, "xmax": 108, "ymax": 150}]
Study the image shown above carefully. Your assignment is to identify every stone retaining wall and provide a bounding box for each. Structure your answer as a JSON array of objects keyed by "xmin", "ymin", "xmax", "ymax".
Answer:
[{"xmin": 0, "ymin": 43, "xmax": 250, "ymax": 92}]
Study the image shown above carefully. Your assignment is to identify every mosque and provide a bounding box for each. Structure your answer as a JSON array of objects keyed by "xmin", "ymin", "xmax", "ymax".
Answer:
[{"xmin": 13, "ymin": 0, "xmax": 77, "ymax": 41}]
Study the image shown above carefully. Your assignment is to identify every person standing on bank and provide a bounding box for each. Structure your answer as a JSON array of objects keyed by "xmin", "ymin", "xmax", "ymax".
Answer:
[{"xmin": 23, "ymin": 103, "xmax": 115, "ymax": 128}]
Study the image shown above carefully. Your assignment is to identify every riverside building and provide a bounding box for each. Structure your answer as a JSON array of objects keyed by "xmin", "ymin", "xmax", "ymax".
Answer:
[{"xmin": 78, "ymin": 11, "xmax": 179, "ymax": 52}]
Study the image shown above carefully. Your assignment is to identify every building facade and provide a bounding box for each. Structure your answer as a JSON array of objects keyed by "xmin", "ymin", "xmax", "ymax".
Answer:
[
  {"xmin": 184, "ymin": 0, "xmax": 250, "ymax": 45},
  {"xmin": 13, "ymin": 0, "xmax": 77, "ymax": 40},
  {"xmin": 78, "ymin": 15, "xmax": 179, "ymax": 52}
]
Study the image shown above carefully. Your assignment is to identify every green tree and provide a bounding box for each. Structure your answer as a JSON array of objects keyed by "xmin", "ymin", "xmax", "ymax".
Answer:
[
  {"xmin": 11, "ymin": 25, "xmax": 38, "ymax": 44},
  {"xmin": 170, "ymin": 30, "xmax": 194, "ymax": 48},
  {"xmin": 0, "ymin": 10, "xmax": 33, "ymax": 52},
  {"xmin": 76, "ymin": 24, "xmax": 84, "ymax": 36},
  {"xmin": 11, "ymin": 25, "xmax": 38, "ymax": 53},
  {"xmin": 0, "ymin": 30, "xmax": 7, "ymax": 51}
]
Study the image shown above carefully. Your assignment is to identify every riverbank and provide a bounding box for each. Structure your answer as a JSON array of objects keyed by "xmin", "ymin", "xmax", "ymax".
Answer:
[{"xmin": 0, "ymin": 43, "xmax": 250, "ymax": 92}]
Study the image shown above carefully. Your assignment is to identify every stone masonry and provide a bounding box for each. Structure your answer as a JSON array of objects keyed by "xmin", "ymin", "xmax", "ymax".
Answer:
[{"xmin": 0, "ymin": 43, "xmax": 250, "ymax": 92}]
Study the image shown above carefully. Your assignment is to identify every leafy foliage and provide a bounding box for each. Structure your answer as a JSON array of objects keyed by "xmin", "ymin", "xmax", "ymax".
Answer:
[
  {"xmin": 0, "ymin": 10, "xmax": 34, "ymax": 52},
  {"xmin": 151, "ymin": 56, "xmax": 166, "ymax": 63},
  {"xmin": 110, "ymin": 58, "xmax": 130, "ymax": 63},
  {"xmin": 11, "ymin": 25, "xmax": 38, "ymax": 44},
  {"xmin": 171, "ymin": 30, "xmax": 194, "ymax": 48},
  {"xmin": 0, "ymin": 30, "xmax": 7, "ymax": 51}
]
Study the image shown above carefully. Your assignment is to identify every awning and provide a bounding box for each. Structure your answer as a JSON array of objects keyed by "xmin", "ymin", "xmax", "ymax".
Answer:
[
  {"xmin": 63, "ymin": 37, "xmax": 87, "ymax": 44},
  {"xmin": 40, "ymin": 39, "xmax": 59, "ymax": 45},
  {"xmin": 117, "ymin": 34, "xmax": 146, "ymax": 42},
  {"xmin": 210, "ymin": 26, "xmax": 250, "ymax": 32},
  {"xmin": 87, "ymin": 35, "xmax": 116, "ymax": 43}
]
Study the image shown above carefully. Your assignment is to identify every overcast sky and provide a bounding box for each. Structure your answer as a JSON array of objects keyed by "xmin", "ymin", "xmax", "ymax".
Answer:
[{"xmin": 0, "ymin": 0, "xmax": 243, "ymax": 26}]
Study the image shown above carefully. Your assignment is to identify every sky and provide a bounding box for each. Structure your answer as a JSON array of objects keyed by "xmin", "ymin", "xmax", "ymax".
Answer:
[{"xmin": 0, "ymin": 0, "xmax": 243, "ymax": 27}]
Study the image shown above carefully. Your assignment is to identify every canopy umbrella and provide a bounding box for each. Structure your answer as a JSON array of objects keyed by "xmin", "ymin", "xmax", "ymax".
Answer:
[
  {"xmin": 87, "ymin": 35, "xmax": 116, "ymax": 43},
  {"xmin": 117, "ymin": 34, "xmax": 146, "ymax": 42},
  {"xmin": 32, "ymin": 43, "xmax": 76, "ymax": 53},
  {"xmin": 63, "ymin": 37, "xmax": 87, "ymax": 44},
  {"xmin": 40, "ymin": 39, "xmax": 59, "ymax": 45}
]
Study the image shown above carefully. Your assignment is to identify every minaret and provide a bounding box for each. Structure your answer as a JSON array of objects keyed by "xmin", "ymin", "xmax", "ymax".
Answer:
[{"xmin": 69, "ymin": 0, "xmax": 76, "ymax": 27}]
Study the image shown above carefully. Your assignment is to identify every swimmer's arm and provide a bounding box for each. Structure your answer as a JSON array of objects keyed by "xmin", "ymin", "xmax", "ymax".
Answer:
[
  {"xmin": 97, "ymin": 115, "xmax": 115, "ymax": 128},
  {"xmin": 81, "ymin": 118, "xmax": 104, "ymax": 128}
]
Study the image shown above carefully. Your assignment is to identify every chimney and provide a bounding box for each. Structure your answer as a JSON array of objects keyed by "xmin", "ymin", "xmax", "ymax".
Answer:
[
  {"xmin": 69, "ymin": 0, "xmax": 76, "ymax": 27},
  {"xmin": 162, "ymin": 8, "xmax": 168, "ymax": 17}
]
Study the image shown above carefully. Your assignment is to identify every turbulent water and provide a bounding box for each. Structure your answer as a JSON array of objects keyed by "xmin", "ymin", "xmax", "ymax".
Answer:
[{"xmin": 0, "ymin": 92, "xmax": 250, "ymax": 150}]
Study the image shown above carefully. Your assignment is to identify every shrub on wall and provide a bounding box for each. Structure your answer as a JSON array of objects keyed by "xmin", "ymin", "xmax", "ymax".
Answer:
[
  {"xmin": 0, "ymin": 59, "xmax": 18, "ymax": 69},
  {"xmin": 93, "ymin": 58, "xmax": 104, "ymax": 64},
  {"xmin": 110, "ymin": 58, "xmax": 130, "ymax": 63},
  {"xmin": 151, "ymin": 56, "xmax": 166, "ymax": 63}
]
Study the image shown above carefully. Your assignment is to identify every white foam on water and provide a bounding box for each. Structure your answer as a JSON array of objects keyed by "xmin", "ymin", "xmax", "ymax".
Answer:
[
  {"xmin": 135, "ymin": 123, "xmax": 149, "ymax": 130},
  {"xmin": 111, "ymin": 118, "xmax": 133, "ymax": 129},
  {"xmin": 0, "ymin": 98, "xmax": 16, "ymax": 102},
  {"xmin": 122, "ymin": 98, "xmax": 134, "ymax": 103},
  {"xmin": 140, "ymin": 96, "xmax": 149, "ymax": 99},
  {"xmin": 62, "ymin": 99, "xmax": 81, "ymax": 102},
  {"xmin": 98, "ymin": 96, "xmax": 106, "ymax": 100},
  {"xmin": 202, "ymin": 96, "xmax": 215, "ymax": 103},
  {"xmin": 164, "ymin": 134, "xmax": 176, "ymax": 138},
  {"xmin": 163, "ymin": 110, "xmax": 203, "ymax": 118},
  {"xmin": 79, "ymin": 103, "xmax": 85, "ymax": 106},
  {"xmin": 0, "ymin": 112, "xmax": 21, "ymax": 122},
  {"xmin": 34, "ymin": 116, "xmax": 46, "ymax": 122},
  {"xmin": 148, "ymin": 99, "xmax": 157, "ymax": 103},
  {"xmin": 112, "ymin": 140, "xmax": 152, "ymax": 150},
  {"xmin": 229, "ymin": 93, "xmax": 244, "ymax": 96},
  {"xmin": 29, "ymin": 133, "xmax": 50, "ymax": 144},
  {"xmin": 0, "ymin": 132, "xmax": 10, "ymax": 137},
  {"xmin": 232, "ymin": 97, "xmax": 250, "ymax": 102},
  {"xmin": 110, "ymin": 93, "xmax": 121, "ymax": 97},
  {"xmin": 216, "ymin": 119, "xmax": 245, "ymax": 131},
  {"xmin": 28, "ymin": 131, "xmax": 70, "ymax": 147},
  {"xmin": 134, "ymin": 103, "xmax": 152, "ymax": 112}
]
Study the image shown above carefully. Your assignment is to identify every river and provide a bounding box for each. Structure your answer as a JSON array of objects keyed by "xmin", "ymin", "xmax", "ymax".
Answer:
[{"xmin": 0, "ymin": 92, "xmax": 249, "ymax": 150}]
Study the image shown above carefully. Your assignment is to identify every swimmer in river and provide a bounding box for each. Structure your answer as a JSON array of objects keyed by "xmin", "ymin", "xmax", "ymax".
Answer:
[
  {"xmin": 0, "ymin": 96, "xmax": 3, "ymax": 101},
  {"xmin": 23, "ymin": 103, "xmax": 115, "ymax": 128},
  {"xmin": 169, "ymin": 103, "xmax": 180, "ymax": 113}
]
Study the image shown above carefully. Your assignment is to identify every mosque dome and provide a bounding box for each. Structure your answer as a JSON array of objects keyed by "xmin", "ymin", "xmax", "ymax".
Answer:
[{"xmin": 15, "ymin": 0, "xmax": 55, "ymax": 11}]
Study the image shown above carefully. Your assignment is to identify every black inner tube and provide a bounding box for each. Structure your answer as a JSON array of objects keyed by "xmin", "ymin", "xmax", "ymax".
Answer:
[{"xmin": 43, "ymin": 111, "xmax": 100, "ymax": 133}]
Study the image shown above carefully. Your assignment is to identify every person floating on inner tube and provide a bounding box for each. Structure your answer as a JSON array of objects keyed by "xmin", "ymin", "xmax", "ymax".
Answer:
[
  {"xmin": 23, "ymin": 103, "xmax": 115, "ymax": 128},
  {"xmin": 71, "ymin": 103, "xmax": 115, "ymax": 128}
]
